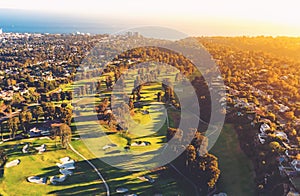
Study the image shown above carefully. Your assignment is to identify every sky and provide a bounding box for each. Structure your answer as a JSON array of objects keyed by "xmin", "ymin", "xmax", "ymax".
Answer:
[{"xmin": 0, "ymin": 0, "xmax": 300, "ymax": 36}]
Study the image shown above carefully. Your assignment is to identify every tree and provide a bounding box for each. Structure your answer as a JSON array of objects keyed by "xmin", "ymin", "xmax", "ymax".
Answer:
[
  {"xmin": 96, "ymin": 98, "xmax": 109, "ymax": 114},
  {"xmin": 128, "ymin": 99, "xmax": 134, "ymax": 110},
  {"xmin": 105, "ymin": 76, "xmax": 113, "ymax": 90},
  {"xmin": 25, "ymin": 111, "xmax": 32, "ymax": 132},
  {"xmin": 66, "ymin": 91, "xmax": 73, "ymax": 100},
  {"xmin": 8, "ymin": 117, "xmax": 20, "ymax": 139},
  {"xmin": 157, "ymin": 92, "xmax": 162, "ymax": 102},
  {"xmin": 33, "ymin": 106, "xmax": 44, "ymax": 123},
  {"xmin": 51, "ymin": 124, "xmax": 72, "ymax": 148},
  {"xmin": 96, "ymin": 81, "xmax": 102, "ymax": 92},
  {"xmin": 206, "ymin": 165, "xmax": 221, "ymax": 188},
  {"xmin": 269, "ymin": 141, "xmax": 285, "ymax": 153},
  {"xmin": 195, "ymin": 153, "xmax": 220, "ymax": 189},
  {"xmin": 19, "ymin": 111, "xmax": 27, "ymax": 132},
  {"xmin": 186, "ymin": 145, "xmax": 196, "ymax": 168},
  {"xmin": 61, "ymin": 108, "xmax": 72, "ymax": 125},
  {"xmin": 58, "ymin": 124, "xmax": 72, "ymax": 148},
  {"xmin": 166, "ymin": 127, "xmax": 178, "ymax": 141},
  {"xmin": 191, "ymin": 131, "xmax": 208, "ymax": 156},
  {"xmin": 43, "ymin": 102, "xmax": 55, "ymax": 120},
  {"xmin": 284, "ymin": 111, "xmax": 295, "ymax": 121},
  {"xmin": 0, "ymin": 122, "xmax": 3, "ymax": 141},
  {"xmin": 0, "ymin": 148, "xmax": 7, "ymax": 168}
]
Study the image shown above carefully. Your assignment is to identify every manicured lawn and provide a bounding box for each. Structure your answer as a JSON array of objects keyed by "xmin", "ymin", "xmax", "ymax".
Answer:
[
  {"xmin": 72, "ymin": 90, "xmax": 168, "ymax": 171},
  {"xmin": 210, "ymin": 124, "xmax": 256, "ymax": 195},
  {"xmin": 0, "ymin": 138, "xmax": 106, "ymax": 196},
  {"xmin": 68, "ymin": 67, "xmax": 189, "ymax": 195},
  {"xmin": 72, "ymin": 68, "xmax": 175, "ymax": 171},
  {"xmin": 71, "ymin": 139, "xmax": 186, "ymax": 196},
  {"xmin": 0, "ymin": 67, "xmax": 191, "ymax": 195},
  {"xmin": 0, "ymin": 135, "xmax": 185, "ymax": 196}
]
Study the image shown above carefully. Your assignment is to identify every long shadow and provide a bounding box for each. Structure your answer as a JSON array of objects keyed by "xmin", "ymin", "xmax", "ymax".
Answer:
[
  {"xmin": 74, "ymin": 114, "xmax": 98, "ymax": 122},
  {"xmin": 48, "ymin": 183, "xmax": 103, "ymax": 196},
  {"xmin": 0, "ymin": 141, "xmax": 62, "ymax": 159},
  {"xmin": 29, "ymin": 159, "xmax": 105, "ymax": 195}
]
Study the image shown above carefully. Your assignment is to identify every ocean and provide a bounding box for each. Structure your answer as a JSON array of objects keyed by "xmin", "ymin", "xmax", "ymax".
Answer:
[
  {"xmin": 0, "ymin": 9, "xmax": 188, "ymax": 40},
  {"xmin": 0, "ymin": 9, "xmax": 120, "ymax": 34}
]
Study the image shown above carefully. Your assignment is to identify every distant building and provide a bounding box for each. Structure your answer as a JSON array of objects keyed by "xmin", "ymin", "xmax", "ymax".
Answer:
[
  {"xmin": 0, "ymin": 28, "xmax": 2, "ymax": 34},
  {"xmin": 126, "ymin": 31, "xmax": 140, "ymax": 37}
]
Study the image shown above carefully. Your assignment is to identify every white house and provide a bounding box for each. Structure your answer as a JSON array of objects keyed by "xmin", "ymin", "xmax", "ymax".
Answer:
[
  {"xmin": 279, "ymin": 104, "xmax": 290, "ymax": 113},
  {"xmin": 291, "ymin": 160, "xmax": 300, "ymax": 172},
  {"xmin": 260, "ymin": 123, "xmax": 270, "ymax": 134},
  {"xmin": 275, "ymin": 131, "xmax": 289, "ymax": 142},
  {"xmin": 258, "ymin": 133, "xmax": 267, "ymax": 144}
]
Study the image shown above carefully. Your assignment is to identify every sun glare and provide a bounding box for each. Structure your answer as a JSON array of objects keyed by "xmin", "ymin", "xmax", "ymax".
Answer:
[{"xmin": 0, "ymin": 0, "xmax": 299, "ymax": 36}]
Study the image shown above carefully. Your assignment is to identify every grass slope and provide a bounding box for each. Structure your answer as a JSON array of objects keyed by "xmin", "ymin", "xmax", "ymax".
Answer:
[{"xmin": 210, "ymin": 124, "xmax": 256, "ymax": 195}]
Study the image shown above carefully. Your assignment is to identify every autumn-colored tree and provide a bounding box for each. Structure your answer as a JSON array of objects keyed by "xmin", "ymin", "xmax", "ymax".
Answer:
[
  {"xmin": 33, "ymin": 106, "xmax": 44, "ymax": 123},
  {"xmin": 186, "ymin": 145, "xmax": 196, "ymax": 168},
  {"xmin": 166, "ymin": 127, "xmax": 178, "ymax": 141},
  {"xmin": 284, "ymin": 111, "xmax": 295, "ymax": 121},
  {"xmin": 0, "ymin": 148, "xmax": 7, "ymax": 168},
  {"xmin": 59, "ymin": 124, "xmax": 72, "ymax": 148},
  {"xmin": 8, "ymin": 117, "xmax": 20, "ymax": 139}
]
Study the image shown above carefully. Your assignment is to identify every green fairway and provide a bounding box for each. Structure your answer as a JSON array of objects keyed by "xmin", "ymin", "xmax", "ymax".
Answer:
[
  {"xmin": 72, "ymin": 67, "xmax": 178, "ymax": 171},
  {"xmin": 0, "ymin": 66, "xmax": 191, "ymax": 195},
  {"xmin": 0, "ymin": 136, "xmax": 185, "ymax": 196},
  {"xmin": 0, "ymin": 138, "xmax": 106, "ymax": 196},
  {"xmin": 73, "ymin": 89, "xmax": 168, "ymax": 171},
  {"xmin": 210, "ymin": 124, "xmax": 256, "ymax": 195},
  {"xmin": 71, "ymin": 139, "xmax": 187, "ymax": 196},
  {"xmin": 67, "ymin": 67, "xmax": 189, "ymax": 194}
]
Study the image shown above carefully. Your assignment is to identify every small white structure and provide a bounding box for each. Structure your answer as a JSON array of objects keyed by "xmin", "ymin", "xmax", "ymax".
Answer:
[
  {"xmin": 27, "ymin": 176, "xmax": 47, "ymax": 184},
  {"xmin": 102, "ymin": 144, "xmax": 117, "ymax": 150},
  {"xmin": 116, "ymin": 187, "xmax": 128, "ymax": 193},
  {"xmin": 59, "ymin": 168, "xmax": 73, "ymax": 176},
  {"xmin": 56, "ymin": 157, "xmax": 75, "ymax": 170},
  {"xmin": 291, "ymin": 160, "xmax": 300, "ymax": 172},
  {"xmin": 56, "ymin": 162, "xmax": 75, "ymax": 170},
  {"xmin": 137, "ymin": 175, "xmax": 155, "ymax": 183},
  {"xmin": 279, "ymin": 104, "xmax": 290, "ymax": 113},
  {"xmin": 275, "ymin": 131, "xmax": 289, "ymax": 142},
  {"xmin": 5, "ymin": 159, "xmax": 20, "ymax": 168},
  {"xmin": 35, "ymin": 144, "xmax": 46, "ymax": 154},
  {"xmin": 260, "ymin": 123, "xmax": 270, "ymax": 134},
  {"xmin": 258, "ymin": 134, "xmax": 267, "ymax": 144},
  {"xmin": 59, "ymin": 157, "xmax": 70, "ymax": 163},
  {"xmin": 50, "ymin": 175, "xmax": 67, "ymax": 185},
  {"xmin": 22, "ymin": 144, "xmax": 29, "ymax": 153},
  {"xmin": 0, "ymin": 28, "xmax": 2, "ymax": 34}
]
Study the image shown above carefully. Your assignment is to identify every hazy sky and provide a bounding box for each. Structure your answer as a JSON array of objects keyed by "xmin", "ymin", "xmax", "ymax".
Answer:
[{"xmin": 1, "ymin": 0, "xmax": 300, "ymax": 36}]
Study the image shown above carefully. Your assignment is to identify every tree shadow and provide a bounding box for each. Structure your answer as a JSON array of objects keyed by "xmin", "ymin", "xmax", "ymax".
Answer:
[
  {"xmin": 48, "ymin": 183, "xmax": 104, "ymax": 196},
  {"xmin": 33, "ymin": 159, "xmax": 106, "ymax": 195}
]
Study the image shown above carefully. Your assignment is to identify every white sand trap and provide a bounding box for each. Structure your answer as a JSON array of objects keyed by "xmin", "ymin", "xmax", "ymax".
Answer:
[{"xmin": 5, "ymin": 159, "xmax": 20, "ymax": 168}]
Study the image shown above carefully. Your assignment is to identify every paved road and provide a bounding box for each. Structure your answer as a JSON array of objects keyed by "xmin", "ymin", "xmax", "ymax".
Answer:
[{"xmin": 68, "ymin": 143, "xmax": 110, "ymax": 196}]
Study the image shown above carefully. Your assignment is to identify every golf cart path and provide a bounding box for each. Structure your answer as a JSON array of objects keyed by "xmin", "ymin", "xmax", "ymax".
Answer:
[
  {"xmin": 68, "ymin": 143, "xmax": 110, "ymax": 196},
  {"xmin": 165, "ymin": 107, "xmax": 200, "ymax": 196}
]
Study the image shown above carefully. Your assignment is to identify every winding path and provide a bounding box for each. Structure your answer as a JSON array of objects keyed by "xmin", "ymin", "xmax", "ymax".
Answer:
[
  {"xmin": 165, "ymin": 107, "xmax": 201, "ymax": 196},
  {"xmin": 169, "ymin": 163, "xmax": 200, "ymax": 196},
  {"xmin": 68, "ymin": 143, "xmax": 110, "ymax": 196}
]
